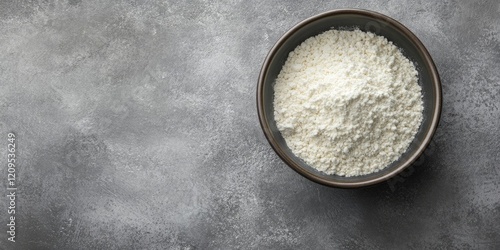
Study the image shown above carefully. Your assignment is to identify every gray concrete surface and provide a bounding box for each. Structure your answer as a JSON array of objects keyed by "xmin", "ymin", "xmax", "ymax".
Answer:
[{"xmin": 0, "ymin": 0, "xmax": 499, "ymax": 249}]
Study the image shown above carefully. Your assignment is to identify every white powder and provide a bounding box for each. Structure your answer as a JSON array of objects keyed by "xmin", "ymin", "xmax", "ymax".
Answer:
[{"xmin": 274, "ymin": 29, "xmax": 423, "ymax": 177}]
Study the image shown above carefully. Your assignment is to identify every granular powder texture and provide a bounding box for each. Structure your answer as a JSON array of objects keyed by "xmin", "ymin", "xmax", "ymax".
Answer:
[{"xmin": 274, "ymin": 29, "xmax": 423, "ymax": 177}]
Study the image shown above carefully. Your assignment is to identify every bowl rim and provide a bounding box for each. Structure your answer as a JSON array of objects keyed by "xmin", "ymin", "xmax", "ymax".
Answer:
[{"xmin": 256, "ymin": 8, "xmax": 442, "ymax": 188}]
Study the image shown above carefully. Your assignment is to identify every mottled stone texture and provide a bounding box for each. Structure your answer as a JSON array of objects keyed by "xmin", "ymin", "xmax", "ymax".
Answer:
[{"xmin": 0, "ymin": 1, "xmax": 498, "ymax": 249}]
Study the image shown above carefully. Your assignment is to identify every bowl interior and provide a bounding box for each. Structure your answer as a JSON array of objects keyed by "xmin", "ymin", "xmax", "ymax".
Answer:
[{"xmin": 259, "ymin": 10, "xmax": 441, "ymax": 187}]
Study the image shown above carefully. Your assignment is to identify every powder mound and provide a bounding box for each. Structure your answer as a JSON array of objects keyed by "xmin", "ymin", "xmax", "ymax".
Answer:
[{"xmin": 273, "ymin": 29, "xmax": 423, "ymax": 177}]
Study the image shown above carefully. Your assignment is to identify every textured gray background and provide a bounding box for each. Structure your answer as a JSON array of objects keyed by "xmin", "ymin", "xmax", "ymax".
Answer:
[{"xmin": 0, "ymin": 0, "xmax": 499, "ymax": 249}]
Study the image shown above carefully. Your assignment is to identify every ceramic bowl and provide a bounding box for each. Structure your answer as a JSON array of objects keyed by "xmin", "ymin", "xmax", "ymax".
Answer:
[{"xmin": 257, "ymin": 9, "xmax": 442, "ymax": 188}]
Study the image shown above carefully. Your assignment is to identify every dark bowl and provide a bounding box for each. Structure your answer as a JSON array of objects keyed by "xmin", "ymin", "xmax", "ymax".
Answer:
[{"xmin": 257, "ymin": 9, "xmax": 442, "ymax": 188}]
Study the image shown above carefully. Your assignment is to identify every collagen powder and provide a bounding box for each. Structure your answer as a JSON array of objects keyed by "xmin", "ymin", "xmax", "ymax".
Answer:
[{"xmin": 274, "ymin": 29, "xmax": 423, "ymax": 177}]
